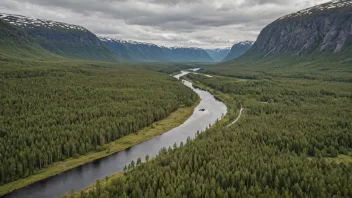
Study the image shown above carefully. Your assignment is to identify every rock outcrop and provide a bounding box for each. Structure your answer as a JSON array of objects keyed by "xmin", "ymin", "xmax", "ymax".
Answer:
[{"xmin": 248, "ymin": 0, "xmax": 352, "ymax": 56}]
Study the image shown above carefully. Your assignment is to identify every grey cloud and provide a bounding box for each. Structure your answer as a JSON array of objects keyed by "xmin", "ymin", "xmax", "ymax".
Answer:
[{"xmin": 0, "ymin": 0, "xmax": 331, "ymax": 48}]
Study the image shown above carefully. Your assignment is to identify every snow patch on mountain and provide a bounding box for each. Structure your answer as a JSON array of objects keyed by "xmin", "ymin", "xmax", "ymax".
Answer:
[
  {"xmin": 0, "ymin": 13, "xmax": 87, "ymax": 31},
  {"xmin": 238, "ymin": 41, "xmax": 254, "ymax": 46},
  {"xmin": 99, "ymin": 36, "xmax": 213, "ymax": 51},
  {"xmin": 99, "ymin": 36, "xmax": 159, "ymax": 47},
  {"xmin": 206, "ymin": 47, "xmax": 231, "ymax": 52},
  {"xmin": 278, "ymin": 0, "xmax": 352, "ymax": 20}
]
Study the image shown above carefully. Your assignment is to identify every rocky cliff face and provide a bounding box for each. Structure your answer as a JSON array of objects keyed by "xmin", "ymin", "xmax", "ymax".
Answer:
[
  {"xmin": 222, "ymin": 41, "xmax": 253, "ymax": 61},
  {"xmin": 100, "ymin": 37, "xmax": 214, "ymax": 62},
  {"xmin": 249, "ymin": 0, "xmax": 352, "ymax": 56},
  {"xmin": 0, "ymin": 13, "xmax": 120, "ymax": 61}
]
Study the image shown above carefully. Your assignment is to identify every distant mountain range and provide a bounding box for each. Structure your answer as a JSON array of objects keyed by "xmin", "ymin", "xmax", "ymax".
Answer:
[
  {"xmin": 100, "ymin": 37, "xmax": 254, "ymax": 62},
  {"xmin": 100, "ymin": 37, "xmax": 216, "ymax": 62},
  {"xmin": 222, "ymin": 41, "xmax": 254, "ymax": 62},
  {"xmin": 0, "ymin": 13, "xmax": 254, "ymax": 63},
  {"xmin": 205, "ymin": 48, "xmax": 231, "ymax": 62}
]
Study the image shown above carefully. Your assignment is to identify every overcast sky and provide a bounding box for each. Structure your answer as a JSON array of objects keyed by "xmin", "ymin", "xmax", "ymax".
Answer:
[{"xmin": 0, "ymin": 0, "xmax": 330, "ymax": 48}]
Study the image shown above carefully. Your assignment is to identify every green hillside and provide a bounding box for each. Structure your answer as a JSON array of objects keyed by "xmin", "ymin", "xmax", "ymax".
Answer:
[
  {"xmin": 0, "ymin": 48, "xmax": 198, "ymax": 189},
  {"xmin": 0, "ymin": 13, "xmax": 121, "ymax": 62},
  {"xmin": 79, "ymin": 1, "xmax": 352, "ymax": 197},
  {"xmin": 0, "ymin": 19, "xmax": 60, "ymax": 61},
  {"xmin": 0, "ymin": 18, "xmax": 199, "ymax": 189},
  {"xmin": 204, "ymin": 50, "xmax": 352, "ymax": 82}
]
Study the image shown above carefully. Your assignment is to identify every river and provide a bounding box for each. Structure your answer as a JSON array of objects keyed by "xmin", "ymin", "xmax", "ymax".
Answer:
[{"xmin": 3, "ymin": 71, "xmax": 227, "ymax": 198}]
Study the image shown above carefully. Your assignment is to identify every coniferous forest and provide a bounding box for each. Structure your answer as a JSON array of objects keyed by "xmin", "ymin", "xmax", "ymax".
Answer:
[
  {"xmin": 0, "ymin": 60, "xmax": 198, "ymax": 185},
  {"xmin": 1, "ymin": 1, "xmax": 352, "ymax": 197},
  {"xmin": 82, "ymin": 66, "xmax": 352, "ymax": 198}
]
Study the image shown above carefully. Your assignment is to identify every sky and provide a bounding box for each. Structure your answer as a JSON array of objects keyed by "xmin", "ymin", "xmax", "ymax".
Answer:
[{"xmin": 0, "ymin": 0, "xmax": 331, "ymax": 48}]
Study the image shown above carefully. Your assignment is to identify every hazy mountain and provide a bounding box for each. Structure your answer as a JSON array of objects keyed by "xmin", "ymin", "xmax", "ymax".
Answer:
[
  {"xmin": 246, "ymin": 0, "xmax": 352, "ymax": 57},
  {"xmin": 100, "ymin": 37, "xmax": 214, "ymax": 62},
  {"xmin": 0, "ymin": 13, "xmax": 121, "ymax": 62},
  {"xmin": 168, "ymin": 46, "xmax": 214, "ymax": 62},
  {"xmin": 222, "ymin": 41, "xmax": 254, "ymax": 61},
  {"xmin": 205, "ymin": 48, "xmax": 231, "ymax": 62}
]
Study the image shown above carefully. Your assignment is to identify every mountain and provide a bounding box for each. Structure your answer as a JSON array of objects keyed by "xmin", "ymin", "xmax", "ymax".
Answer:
[
  {"xmin": 246, "ymin": 0, "xmax": 352, "ymax": 57},
  {"xmin": 168, "ymin": 46, "xmax": 214, "ymax": 62},
  {"xmin": 205, "ymin": 48, "xmax": 231, "ymax": 62},
  {"xmin": 222, "ymin": 41, "xmax": 254, "ymax": 61},
  {"xmin": 0, "ymin": 13, "xmax": 121, "ymax": 62},
  {"xmin": 205, "ymin": 0, "xmax": 352, "ymax": 82},
  {"xmin": 0, "ymin": 19, "xmax": 59, "ymax": 60},
  {"xmin": 100, "ymin": 37, "xmax": 214, "ymax": 62}
]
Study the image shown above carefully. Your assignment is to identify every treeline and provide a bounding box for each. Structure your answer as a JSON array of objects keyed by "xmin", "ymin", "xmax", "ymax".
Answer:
[
  {"xmin": 82, "ymin": 71, "xmax": 352, "ymax": 197},
  {"xmin": 0, "ymin": 61, "xmax": 198, "ymax": 185}
]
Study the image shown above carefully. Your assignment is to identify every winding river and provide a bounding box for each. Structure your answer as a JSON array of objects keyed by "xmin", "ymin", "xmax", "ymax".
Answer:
[{"xmin": 3, "ymin": 71, "xmax": 227, "ymax": 198}]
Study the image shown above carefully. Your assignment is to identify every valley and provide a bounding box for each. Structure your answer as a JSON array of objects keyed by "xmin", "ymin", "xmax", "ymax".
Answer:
[
  {"xmin": 0, "ymin": 0, "xmax": 351, "ymax": 197},
  {"xmin": 77, "ymin": 64, "xmax": 352, "ymax": 197},
  {"xmin": 2, "ymin": 72, "xmax": 227, "ymax": 198}
]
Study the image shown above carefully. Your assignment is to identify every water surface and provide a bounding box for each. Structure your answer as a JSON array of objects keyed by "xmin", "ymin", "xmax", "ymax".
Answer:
[{"xmin": 3, "ymin": 71, "xmax": 227, "ymax": 198}]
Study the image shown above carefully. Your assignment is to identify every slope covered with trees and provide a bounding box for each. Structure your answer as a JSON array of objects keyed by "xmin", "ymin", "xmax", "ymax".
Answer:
[
  {"xmin": 0, "ymin": 13, "xmax": 121, "ymax": 62},
  {"xmin": 81, "ymin": 68, "xmax": 352, "ymax": 198},
  {"xmin": 0, "ymin": 19, "xmax": 60, "ymax": 61},
  {"xmin": 0, "ymin": 52, "xmax": 198, "ymax": 185},
  {"xmin": 80, "ymin": 1, "xmax": 352, "ymax": 197}
]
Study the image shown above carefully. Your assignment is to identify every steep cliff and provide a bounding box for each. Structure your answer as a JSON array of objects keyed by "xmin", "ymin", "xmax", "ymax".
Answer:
[
  {"xmin": 248, "ymin": 0, "xmax": 352, "ymax": 57},
  {"xmin": 222, "ymin": 41, "xmax": 253, "ymax": 61},
  {"xmin": 100, "ymin": 37, "xmax": 214, "ymax": 62},
  {"xmin": 0, "ymin": 13, "xmax": 121, "ymax": 61}
]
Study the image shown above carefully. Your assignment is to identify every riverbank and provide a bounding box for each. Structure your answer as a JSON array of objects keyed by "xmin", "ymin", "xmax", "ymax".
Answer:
[
  {"xmin": 182, "ymin": 75, "xmax": 239, "ymax": 124},
  {"xmin": 0, "ymin": 102, "xmax": 199, "ymax": 196},
  {"xmin": 65, "ymin": 172, "xmax": 125, "ymax": 198},
  {"xmin": 71, "ymin": 76, "xmax": 237, "ymax": 197}
]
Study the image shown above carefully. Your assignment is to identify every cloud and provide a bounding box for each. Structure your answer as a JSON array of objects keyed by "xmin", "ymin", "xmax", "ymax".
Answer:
[{"xmin": 0, "ymin": 0, "xmax": 331, "ymax": 48}]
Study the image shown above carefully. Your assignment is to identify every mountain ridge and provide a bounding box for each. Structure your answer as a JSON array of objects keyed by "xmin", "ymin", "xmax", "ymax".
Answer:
[
  {"xmin": 245, "ymin": 0, "xmax": 352, "ymax": 58},
  {"xmin": 205, "ymin": 48, "xmax": 231, "ymax": 62},
  {"xmin": 99, "ymin": 36, "xmax": 216, "ymax": 62},
  {"xmin": 222, "ymin": 41, "xmax": 254, "ymax": 61},
  {"xmin": 0, "ymin": 13, "xmax": 121, "ymax": 62},
  {"xmin": 0, "ymin": 19, "xmax": 61, "ymax": 60}
]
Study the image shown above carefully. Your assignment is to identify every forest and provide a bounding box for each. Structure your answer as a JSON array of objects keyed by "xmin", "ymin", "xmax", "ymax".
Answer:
[
  {"xmin": 81, "ymin": 68, "xmax": 352, "ymax": 197},
  {"xmin": 0, "ymin": 59, "xmax": 199, "ymax": 185}
]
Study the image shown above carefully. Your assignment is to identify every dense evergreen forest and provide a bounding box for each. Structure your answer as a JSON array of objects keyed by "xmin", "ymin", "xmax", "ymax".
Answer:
[
  {"xmin": 0, "ymin": 59, "xmax": 198, "ymax": 185},
  {"xmin": 82, "ymin": 67, "xmax": 352, "ymax": 197}
]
